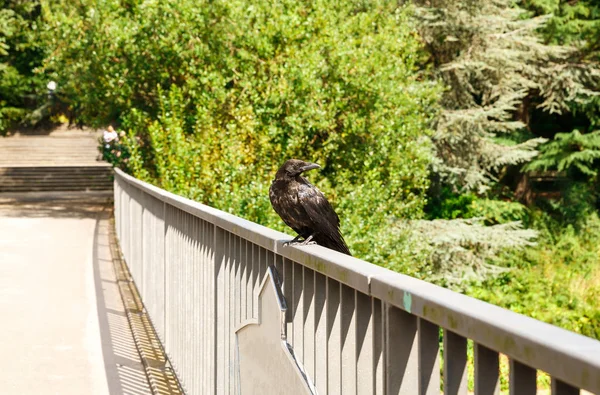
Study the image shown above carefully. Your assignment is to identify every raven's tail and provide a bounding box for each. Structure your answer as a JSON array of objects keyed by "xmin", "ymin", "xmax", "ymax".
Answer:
[{"xmin": 314, "ymin": 233, "xmax": 352, "ymax": 256}]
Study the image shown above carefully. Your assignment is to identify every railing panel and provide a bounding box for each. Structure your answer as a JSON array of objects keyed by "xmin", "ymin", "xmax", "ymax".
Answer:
[
  {"xmin": 120, "ymin": 180, "xmax": 130, "ymax": 263},
  {"xmin": 304, "ymin": 268, "xmax": 316, "ymax": 382},
  {"xmin": 165, "ymin": 205, "xmax": 193, "ymax": 391},
  {"xmin": 314, "ymin": 272, "xmax": 327, "ymax": 393},
  {"xmin": 551, "ymin": 378, "xmax": 580, "ymax": 395},
  {"xmin": 373, "ymin": 298, "xmax": 384, "ymax": 394},
  {"xmin": 386, "ymin": 305, "xmax": 418, "ymax": 394},
  {"xmin": 214, "ymin": 226, "xmax": 226, "ymax": 393},
  {"xmin": 128, "ymin": 186, "xmax": 143, "ymax": 291},
  {"xmin": 356, "ymin": 291, "xmax": 374, "ymax": 393},
  {"xmin": 474, "ymin": 343, "xmax": 500, "ymax": 395},
  {"xmin": 292, "ymin": 263, "xmax": 304, "ymax": 361},
  {"xmin": 226, "ymin": 233, "xmax": 234, "ymax": 394},
  {"xmin": 444, "ymin": 330, "xmax": 468, "ymax": 395},
  {"xmin": 246, "ymin": 241, "xmax": 254, "ymax": 320},
  {"xmin": 113, "ymin": 169, "xmax": 600, "ymax": 395},
  {"xmin": 509, "ymin": 359, "xmax": 536, "ymax": 395},
  {"xmin": 205, "ymin": 217, "xmax": 215, "ymax": 391},
  {"xmin": 114, "ymin": 179, "xmax": 120, "ymax": 239},
  {"xmin": 191, "ymin": 215, "xmax": 201, "ymax": 394},
  {"xmin": 234, "ymin": 236, "xmax": 241, "ymax": 337},
  {"xmin": 327, "ymin": 278, "xmax": 342, "ymax": 395},
  {"xmin": 141, "ymin": 193, "xmax": 166, "ymax": 340},
  {"xmin": 341, "ymin": 285, "xmax": 357, "ymax": 394},
  {"xmin": 419, "ymin": 318, "xmax": 441, "ymax": 395},
  {"xmin": 283, "ymin": 258, "xmax": 294, "ymax": 342}
]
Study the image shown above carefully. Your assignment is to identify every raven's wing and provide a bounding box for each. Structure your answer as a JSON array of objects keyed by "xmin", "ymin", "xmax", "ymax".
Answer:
[
  {"xmin": 297, "ymin": 182, "xmax": 351, "ymax": 255},
  {"xmin": 269, "ymin": 180, "xmax": 314, "ymax": 237}
]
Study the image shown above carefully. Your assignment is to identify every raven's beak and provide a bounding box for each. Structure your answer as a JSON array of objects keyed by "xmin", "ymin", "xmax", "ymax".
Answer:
[{"xmin": 300, "ymin": 163, "xmax": 320, "ymax": 173}]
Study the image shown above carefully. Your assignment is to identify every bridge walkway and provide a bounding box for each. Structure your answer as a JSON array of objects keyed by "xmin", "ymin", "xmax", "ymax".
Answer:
[
  {"xmin": 0, "ymin": 194, "xmax": 154, "ymax": 395},
  {"xmin": 0, "ymin": 127, "xmax": 178, "ymax": 395}
]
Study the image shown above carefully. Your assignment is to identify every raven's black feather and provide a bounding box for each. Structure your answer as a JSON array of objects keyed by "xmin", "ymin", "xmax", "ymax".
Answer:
[{"xmin": 269, "ymin": 159, "xmax": 351, "ymax": 255}]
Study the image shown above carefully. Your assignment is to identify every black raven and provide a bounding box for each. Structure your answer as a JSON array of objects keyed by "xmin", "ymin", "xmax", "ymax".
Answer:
[{"xmin": 269, "ymin": 159, "xmax": 351, "ymax": 255}]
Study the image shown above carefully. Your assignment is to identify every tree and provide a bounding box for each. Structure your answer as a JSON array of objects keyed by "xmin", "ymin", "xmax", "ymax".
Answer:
[
  {"xmin": 0, "ymin": 1, "xmax": 44, "ymax": 134},
  {"xmin": 415, "ymin": 0, "xmax": 598, "ymax": 193},
  {"xmin": 43, "ymin": 0, "xmax": 441, "ymax": 270}
]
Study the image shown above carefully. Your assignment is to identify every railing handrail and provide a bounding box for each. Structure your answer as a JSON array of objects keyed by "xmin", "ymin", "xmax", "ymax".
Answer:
[{"xmin": 114, "ymin": 167, "xmax": 600, "ymax": 393}]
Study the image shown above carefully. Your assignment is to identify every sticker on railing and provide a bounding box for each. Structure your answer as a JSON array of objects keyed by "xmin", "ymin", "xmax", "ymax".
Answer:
[
  {"xmin": 235, "ymin": 266, "xmax": 315, "ymax": 395},
  {"xmin": 403, "ymin": 291, "xmax": 412, "ymax": 314}
]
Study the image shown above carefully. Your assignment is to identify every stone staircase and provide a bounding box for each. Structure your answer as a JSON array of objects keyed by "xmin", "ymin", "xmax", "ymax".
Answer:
[{"xmin": 0, "ymin": 129, "xmax": 113, "ymax": 193}]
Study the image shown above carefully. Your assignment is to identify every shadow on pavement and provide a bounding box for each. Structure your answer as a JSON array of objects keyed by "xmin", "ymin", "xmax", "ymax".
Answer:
[
  {"xmin": 94, "ymin": 217, "xmax": 153, "ymax": 395},
  {"xmin": 0, "ymin": 191, "xmax": 153, "ymax": 394},
  {"xmin": 0, "ymin": 192, "xmax": 113, "ymax": 219}
]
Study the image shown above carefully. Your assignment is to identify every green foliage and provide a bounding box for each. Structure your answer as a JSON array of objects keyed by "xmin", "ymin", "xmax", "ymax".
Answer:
[
  {"xmin": 45, "ymin": 0, "xmax": 440, "ymax": 270},
  {"xmin": 467, "ymin": 199, "xmax": 531, "ymax": 225},
  {"xmin": 0, "ymin": 1, "xmax": 46, "ymax": 133},
  {"xmin": 407, "ymin": 218, "xmax": 537, "ymax": 290},
  {"xmin": 526, "ymin": 129, "xmax": 600, "ymax": 176},
  {"xmin": 416, "ymin": 0, "xmax": 598, "ymax": 193},
  {"xmin": 99, "ymin": 129, "xmax": 130, "ymax": 169},
  {"xmin": 521, "ymin": 0, "xmax": 600, "ymax": 58},
  {"xmin": 427, "ymin": 188, "xmax": 530, "ymax": 224},
  {"xmin": 426, "ymin": 187, "xmax": 477, "ymax": 219},
  {"xmin": 23, "ymin": 0, "xmax": 600, "ymax": 344},
  {"xmin": 524, "ymin": 129, "xmax": 600, "ymax": 228},
  {"xmin": 521, "ymin": 1, "xmax": 600, "ymax": 144},
  {"xmin": 469, "ymin": 211, "xmax": 600, "ymax": 339}
]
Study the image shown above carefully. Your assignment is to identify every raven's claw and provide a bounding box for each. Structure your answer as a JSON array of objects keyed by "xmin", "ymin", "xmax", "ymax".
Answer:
[{"xmin": 283, "ymin": 235, "xmax": 315, "ymax": 247}]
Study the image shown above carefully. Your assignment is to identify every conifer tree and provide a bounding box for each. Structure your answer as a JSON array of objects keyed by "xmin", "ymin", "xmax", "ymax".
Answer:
[
  {"xmin": 415, "ymin": 0, "xmax": 599, "ymax": 193},
  {"xmin": 409, "ymin": 0, "xmax": 598, "ymax": 286}
]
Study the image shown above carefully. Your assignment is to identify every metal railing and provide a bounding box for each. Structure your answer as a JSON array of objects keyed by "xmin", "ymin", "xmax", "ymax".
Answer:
[{"xmin": 113, "ymin": 168, "xmax": 600, "ymax": 395}]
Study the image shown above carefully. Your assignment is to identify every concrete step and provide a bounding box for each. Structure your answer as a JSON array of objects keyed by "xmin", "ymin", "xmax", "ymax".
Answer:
[
  {"xmin": 0, "ymin": 185, "xmax": 112, "ymax": 192},
  {"xmin": 0, "ymin": 162, "xmax": 104, "ymax": 166},
  {"xmin": 0, "ymin": 154, "xmax": 99, "ymax": 156},
  {"xmin": 0, "ymin": 148, "xmax": 98, "ymax": 151},
  {"xmin": 0, "ymin": 149, "xmax": 100, "ymax": 152},
  {"xmin": 0, "ymin": 170, "xmax": 112, "ymax": 177},
  {"xmin": 0, "ymin": 144, "xmax": 99, "ymax": 147},
  {"xmin": 0, "ymin": 174, "xmax": 112, "ymax": 180},
  {"xmin": 0, "ymin": 185, "xmax": 113, "ymax": 191},
  {"xmin": 0, "ymin": 165, "xmax": 113, "ymax": 193},
  {"xmin": 0, "ymin": 129, "xmax": 113, "ymax": 192},
  {"xmin": 0, "ymin": 166, "xmax": 112, "ymax": 172},
  {"xmin": 0, "ymin": 176, "xmax": 112, "ymax": 183},
  {"xmin": 0, "ymin": 150, "xmax": 99, "ymax": 153},
  {"xmin": 0, "ymin": 179, "xmax": 113, "ymax": 185}
]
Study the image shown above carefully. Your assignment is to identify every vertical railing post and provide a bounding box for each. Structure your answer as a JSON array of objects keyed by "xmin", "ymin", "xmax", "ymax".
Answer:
[
  {"xmin": 509, "ymin": 359, "xmax": 536, "ymax": 395},
  {"xmin": 386, "ymin": 305, "xmax": 418, "ymax": 394},
  {"xmin": 474, "ymin": 343, "xmax": 500, "ymax": 395},
  {"xmin": 418, "ymin": 318, "xmax": 440, "ymax": 395},
  {"xmin": 140, "ymin": 191, "xmax": 145, "ymax": 298},
  {"xmin": 214, "ymin": 225, "xmax": 226, "ymax": 393},
  {"xmin": 551, "ymin": 378, "xmax": 579, "ymax": 395},
  {"xmin": 443, "ymin": 330, "xmax": 468, "ymax": 395},
  {"xmin": 163, "ymin": 200, "xmax": 167, "ymax": 349}
]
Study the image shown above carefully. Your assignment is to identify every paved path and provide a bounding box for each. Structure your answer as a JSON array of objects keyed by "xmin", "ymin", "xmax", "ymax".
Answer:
[{"xmin": 0, "ymin": 193, "xmax": 151, "ymax": 395}]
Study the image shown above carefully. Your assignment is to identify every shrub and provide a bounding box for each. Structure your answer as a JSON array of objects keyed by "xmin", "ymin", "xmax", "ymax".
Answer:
[
  {"xmin": 0, "ymin": 1, "xmax": 46, "ymax": 133},
  {"xmin": 43, "ymin": 0, "xmax": 441, "ymax": 268}
]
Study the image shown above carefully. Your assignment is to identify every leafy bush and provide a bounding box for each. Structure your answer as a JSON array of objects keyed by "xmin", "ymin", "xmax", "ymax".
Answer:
[
  {"xmin": 44, "ymin": 0, "xmax": 441, "ymax": 269},
  {"xmin": 526, "ymin": 129, "xmax": 600, "ymax": 177},
  {"xmin": 405, "ymin": 218, "xmax": 537, "ymax": 290},
  {"xmin": 0, "ymin": 1, "xmax": 46, "ymax": 133},
  {"xmin": 468, "ymin": 211, "xmax": 600, "ymax": 339},
  {"xmin": 38, "ymin": 0, "xmax": 600, "ymax": 343},
  {"xmin": 99, "ymin": 126, "xmax": 130, "ymax": 169}
]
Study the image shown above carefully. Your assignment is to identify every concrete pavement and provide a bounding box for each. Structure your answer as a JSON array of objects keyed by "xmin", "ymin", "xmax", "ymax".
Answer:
[{"xmin": 0, "ymin": 193, "xmax": 151, "ymax": 395}]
